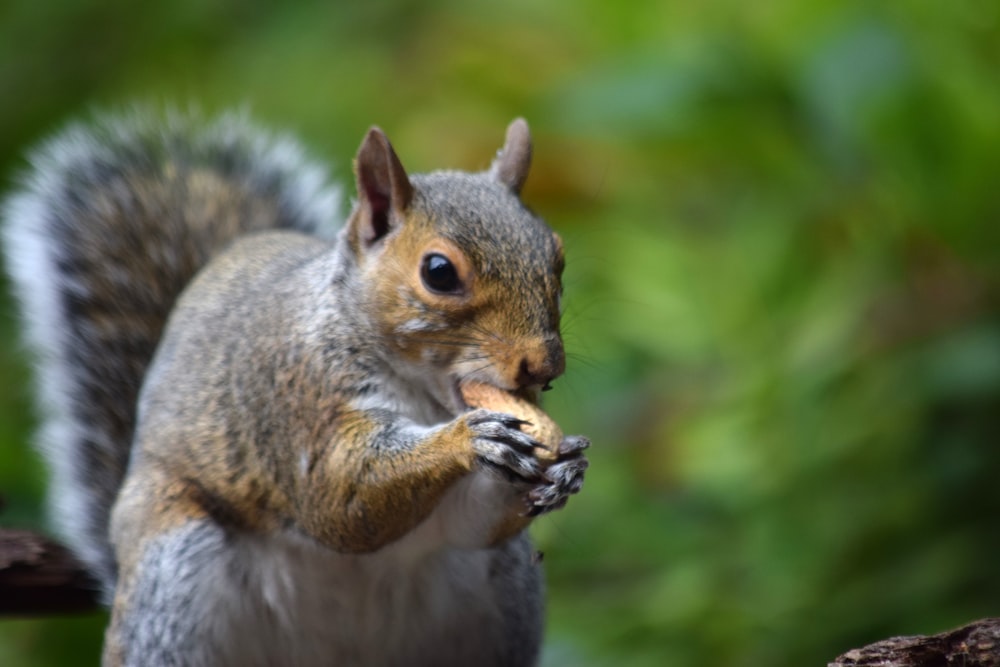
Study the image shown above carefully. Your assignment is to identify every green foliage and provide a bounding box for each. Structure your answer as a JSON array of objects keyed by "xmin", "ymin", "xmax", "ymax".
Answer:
[{"xmin": 1, "ymin": 1, "xmax": 998, "ymax": 665}]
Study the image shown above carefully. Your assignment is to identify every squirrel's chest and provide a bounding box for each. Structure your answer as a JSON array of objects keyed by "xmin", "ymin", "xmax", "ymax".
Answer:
[
  {"xmin": 353, "ymin": 370, "xmax": 454, "ymax": 426},
  {"xmin": 214, "ymin": 532, "xmax": 502, "ymax": 666}
]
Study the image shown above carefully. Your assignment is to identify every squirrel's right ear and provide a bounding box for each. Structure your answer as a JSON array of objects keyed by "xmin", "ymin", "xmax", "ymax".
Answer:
[{"xmin": 352, "ymin": 127, "xmax": 414, "ymax": 247}]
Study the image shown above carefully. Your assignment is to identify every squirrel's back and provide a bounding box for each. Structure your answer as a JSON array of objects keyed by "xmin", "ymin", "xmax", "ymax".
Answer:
[{"xmin": 2, "ymin": 111, "xmax": 341, "ymax": 593}]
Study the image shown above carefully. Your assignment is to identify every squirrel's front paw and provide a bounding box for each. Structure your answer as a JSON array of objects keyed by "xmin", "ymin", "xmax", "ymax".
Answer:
[
  {"xmin": 466, "ymin": 409, "xmax": 545, "ymax": 482},
  {"xmin": 525, "ymin": 435, "xmax": 589, "ymax": 517}
]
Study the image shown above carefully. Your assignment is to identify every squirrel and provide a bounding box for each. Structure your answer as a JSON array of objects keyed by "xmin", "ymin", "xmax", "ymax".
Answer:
[{"xmin": 2, "ymin": 110, "xmax": 589, "ymax": 667}]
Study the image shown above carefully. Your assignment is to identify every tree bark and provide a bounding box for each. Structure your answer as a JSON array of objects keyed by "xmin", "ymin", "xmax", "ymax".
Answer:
[
  {"xmin": 829, "ymin": 617, "xmax": 1000, "ymax": 667},
  {"xmin": 0, "ymin": 528, "xmax": 101, "ymax": 615}
]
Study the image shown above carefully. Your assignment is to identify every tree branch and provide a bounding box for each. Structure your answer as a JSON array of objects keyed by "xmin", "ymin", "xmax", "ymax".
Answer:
[
  {"xmin": 829, "ymin": 617, "xmax": 1000, "ymax": 667},
  {"xmin": 0, "ymin": 528, "xmax": 102, "ymax": 615}
]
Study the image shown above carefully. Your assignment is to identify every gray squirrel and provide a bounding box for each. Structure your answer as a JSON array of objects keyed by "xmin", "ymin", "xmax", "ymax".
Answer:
[{"xmin": 2, "ymin": 110, "xmax": 589, "ymax": 666}]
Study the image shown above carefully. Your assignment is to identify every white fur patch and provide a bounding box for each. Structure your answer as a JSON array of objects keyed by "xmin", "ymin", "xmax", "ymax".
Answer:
[{"xmin": 127, "ymin": 523, "xmax": 507, "ymax": 667}]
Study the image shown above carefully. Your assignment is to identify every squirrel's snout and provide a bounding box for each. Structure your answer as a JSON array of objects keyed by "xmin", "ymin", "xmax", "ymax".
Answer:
[{"xmin": 515, "ymin": 336, "xmax": 565, "ymax": 390}]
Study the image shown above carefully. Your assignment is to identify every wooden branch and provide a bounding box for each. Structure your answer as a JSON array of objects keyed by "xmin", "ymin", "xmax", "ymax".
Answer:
[
  {"xmin": 829, "ymin": 617, "xmax": 1000, "ymax": 667},
  {"xmin": 0, "ymin": 528, "xmax": 102, "ymax": 615}
]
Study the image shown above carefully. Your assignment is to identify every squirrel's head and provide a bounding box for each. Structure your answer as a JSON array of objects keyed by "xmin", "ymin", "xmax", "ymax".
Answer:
[{"xmin": 344, "ymin": 119, "xmax": 565, "ymax": 414}]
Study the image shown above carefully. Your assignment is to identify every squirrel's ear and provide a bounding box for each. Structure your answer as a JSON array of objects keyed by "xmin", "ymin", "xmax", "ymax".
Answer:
[
  {"xmin": 353, "ymin": 127, "xmax": 414, "ymax": 246},
  {"xmin": 489, "ymin": 118, "xmax": 532, "ymax": 194}
]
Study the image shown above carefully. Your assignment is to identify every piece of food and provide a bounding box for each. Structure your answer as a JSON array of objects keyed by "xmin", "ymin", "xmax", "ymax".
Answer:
[{"xmin": 460, "ymin": 380, "xmax": 562, "ymax": 462}]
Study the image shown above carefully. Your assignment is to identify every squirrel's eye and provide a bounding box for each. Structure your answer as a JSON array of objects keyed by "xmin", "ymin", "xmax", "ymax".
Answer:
[{"xmin": 421, "ymin": 253, "xmax": 462, "ymax": 294}]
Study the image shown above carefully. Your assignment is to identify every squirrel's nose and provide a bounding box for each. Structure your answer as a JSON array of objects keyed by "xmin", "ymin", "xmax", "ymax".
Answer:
[{"xmin": 515, "ymin": 336, "xmax": 565, "ymax": 390}]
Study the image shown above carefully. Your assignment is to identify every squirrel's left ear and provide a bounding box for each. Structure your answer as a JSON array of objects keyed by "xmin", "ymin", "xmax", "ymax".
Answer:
[
  {"xmin": 352, "ymin": 127, "xmax": 414, "ymax": 247},
  {"xmin": 489, "ymin": 118, "xmax": 532, "ymax": 194}
]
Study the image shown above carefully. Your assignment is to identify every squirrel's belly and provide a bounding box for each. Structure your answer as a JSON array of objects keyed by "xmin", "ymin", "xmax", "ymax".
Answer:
[{"xmin": 216, "ymin": 530, "xmax": 507, "ymax": 666}]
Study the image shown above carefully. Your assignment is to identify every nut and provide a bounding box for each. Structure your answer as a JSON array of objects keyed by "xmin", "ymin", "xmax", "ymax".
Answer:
[{"xmin": 460, "ymin": 380, "xmax": 562, "ymax": 462}]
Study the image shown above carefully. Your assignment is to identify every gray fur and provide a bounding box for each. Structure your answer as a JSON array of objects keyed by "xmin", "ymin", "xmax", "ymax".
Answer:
[
  {"xmin": 2, "ymin": 110, "xmax": 342, "ymax": 596},
  {"xmin": 112, "ymin": 520, "xmax": 541, "ymax": 667}
]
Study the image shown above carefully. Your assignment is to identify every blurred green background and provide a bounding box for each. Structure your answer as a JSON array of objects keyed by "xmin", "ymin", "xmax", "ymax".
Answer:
[{"xmin": 2, "ymin": 0, "xmax": 999, "ymax": 665}]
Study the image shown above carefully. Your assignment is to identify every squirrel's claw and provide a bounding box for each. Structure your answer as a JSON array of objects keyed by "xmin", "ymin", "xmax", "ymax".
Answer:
[
  {"xmin": 467, "ymin": 409, "xmax": 545, "ymax": 481},
  {"xmin": 556, "ymin": 434, "xmax": 590, "ymax": 457},
  {"xmin": 523, "ymin": 436, "xmax": 589, "ymax": 516}
]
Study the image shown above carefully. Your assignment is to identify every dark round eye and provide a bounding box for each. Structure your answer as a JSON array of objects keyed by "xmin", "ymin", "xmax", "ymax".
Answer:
[{"xmin": 421, "ymin": 253, "xmax": 462, "ymax": 294}]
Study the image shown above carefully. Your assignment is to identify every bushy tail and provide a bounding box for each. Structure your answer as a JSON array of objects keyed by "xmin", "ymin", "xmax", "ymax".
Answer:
[{"xmin": 2, "ymin": 110, "xmax": 341, "ymax": 597}]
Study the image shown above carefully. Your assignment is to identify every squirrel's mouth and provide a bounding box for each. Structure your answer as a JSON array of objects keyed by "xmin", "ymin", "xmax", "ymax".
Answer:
[
  {"xmin": 449, "ymin": 376, "xmax": 543, "ymax": 415},
  {"xmin": 445, "ymin": 376, "xmax": 488, "ymax": 417},
  {"xmin": 450, "ymin": 378, "xmax": 468, "ymax": 413}
]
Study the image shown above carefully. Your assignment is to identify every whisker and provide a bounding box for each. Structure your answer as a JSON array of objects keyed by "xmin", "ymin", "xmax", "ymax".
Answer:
[
  {"xmin": 466, "ymin": 321, "xmax": 506, "ymax": 345},
  {"xmin": 462, "ymin": 360, "xmax": 497, "ymax": 378},
  {"xmin": 417, "ymin": 338, "xmax": 479, "ymax": 348},
  {"xmin": 565, "ymin": 352, "xmax": 602, "ymax": 371}
]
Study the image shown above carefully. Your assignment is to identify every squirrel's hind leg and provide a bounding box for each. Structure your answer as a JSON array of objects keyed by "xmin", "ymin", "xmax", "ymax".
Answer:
[{"xmin": 104, "ymin": 517, "xmax": 239, "ymax": 667}]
